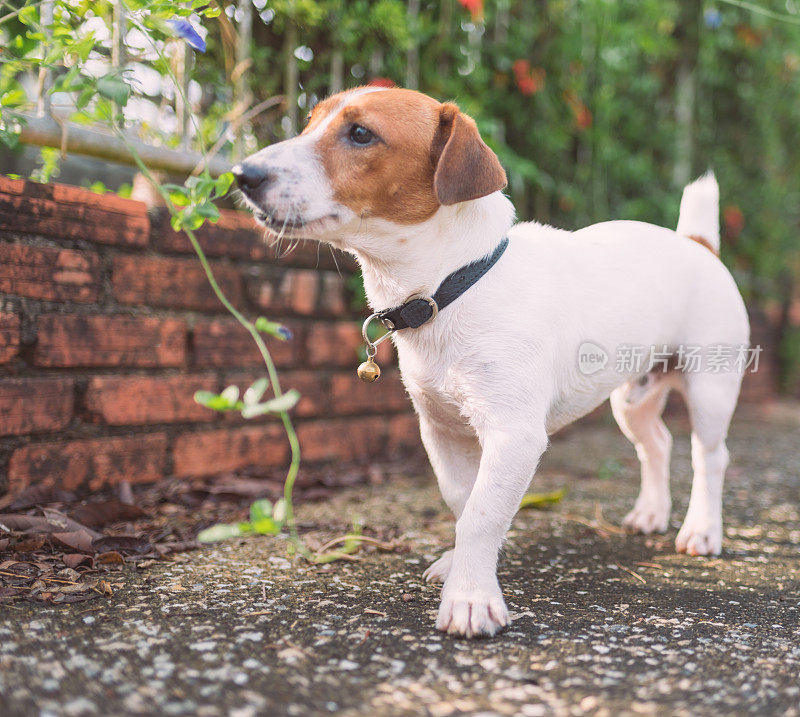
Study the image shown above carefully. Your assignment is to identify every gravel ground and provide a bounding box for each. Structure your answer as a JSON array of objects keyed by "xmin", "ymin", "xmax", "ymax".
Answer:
[{"xmin": 1, "ymin": 406, "xmax": 798, "ymax": 717}]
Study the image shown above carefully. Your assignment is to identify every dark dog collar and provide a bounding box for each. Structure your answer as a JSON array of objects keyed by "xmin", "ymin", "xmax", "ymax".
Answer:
[
  {"xmin": 376, "ymin": 237, "xmax": 509, "ymax": 332},
  {"xmin": 356, "ymin": 238, "xmax": 509, "ymax": 382}
]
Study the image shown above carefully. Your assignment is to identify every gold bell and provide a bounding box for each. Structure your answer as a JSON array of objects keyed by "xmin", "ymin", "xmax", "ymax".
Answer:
[{"xmin": 357, "ymin": 357, "xmax": 381, "ymax": 382}]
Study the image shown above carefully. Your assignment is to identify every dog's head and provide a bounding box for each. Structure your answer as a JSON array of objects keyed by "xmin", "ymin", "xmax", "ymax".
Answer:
[{"xmin": 233, "ymin": 87, "xmax": 507, "ymax": 247}]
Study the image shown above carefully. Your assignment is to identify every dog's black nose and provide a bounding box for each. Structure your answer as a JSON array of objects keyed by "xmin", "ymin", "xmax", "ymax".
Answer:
[{"xmin": 232, "ymin": 162, "xmax": 272, "ymax": 192}]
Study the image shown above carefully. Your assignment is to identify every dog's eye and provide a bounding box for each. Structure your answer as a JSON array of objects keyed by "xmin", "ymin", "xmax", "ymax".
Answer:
[{"xmin": 348, "ymin": 124, "xmax": 375, "ymax": 145}]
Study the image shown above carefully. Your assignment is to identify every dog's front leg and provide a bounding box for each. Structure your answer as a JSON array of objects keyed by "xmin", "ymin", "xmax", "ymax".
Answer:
[
  {"xmin": 418, "ymin": 416, "xmax": 482, "ymax": 583},
  {"xmin": 437, "ymin": 425, "xmax": 548, "ymax": 638}
]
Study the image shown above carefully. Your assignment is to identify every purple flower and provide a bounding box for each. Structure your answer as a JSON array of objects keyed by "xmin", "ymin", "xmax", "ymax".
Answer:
[
  {"xmin": 168, "ymin": 18, "xmax": 206, "ymax": 52},
  {"xmin": 275, "ymin": 325, "xmax": 293, "ymax": 341},
  {"xmin": 704, "ymin": 8, "xmax": 722, "ymax": 29}
]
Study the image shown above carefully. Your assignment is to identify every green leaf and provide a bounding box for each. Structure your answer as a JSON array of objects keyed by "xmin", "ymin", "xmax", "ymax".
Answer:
[
  {"xmin": 44, "ymin": 44, "xmax": 66, "ymax": 66},
  {"xmin": 71, "ymin": 33, "xmax": 96, "ymax": 62},
  {"xmin": 194, "ymin": 389, "xmax": 238, "ymax": 412},
  {"xmin": 168, "ymin": 189, "xmax": 190, "ymax": 207},
  {"xmin": 195, "ymin": 201, "xmax": 220, "ymax": 221},
  {"xmin": 519, "ymin": 488, "xmax": 566, "ymax": 510},
  {"xmin": 182, "ymin": 211, "xmax": 205, "ymax": 230},
  {"xmin": 17, "ymin": 5, "xmax": 38, "ymax": 27},
  {"xmin": 250, "ymin": 499, "xmax": 273, "ymax": 523},
  {"xmin": 214, "ymin": 172, "xmax": 234, "ymax": 195},
  {"xmin": 243, "ymin": 377, "xmax": 269, "ymax": 406},
  {"xmin": 197, "ymin": 523, "xmax": 243, "ymax": 543},
  {"xmin": 251, "ymin": 518, "xmax": 281, "ymax": 535},
  {"xmin": 75, "ymin": 87, "xmax": 95, "ymax": 110},
  {"xmin": 0, "ymin": 90, "xmax": 26, "ymax": 108},
  {"xmin": 51, "ymin": 65, "xmax": 84, "ymax": 94},
  {"xmin": 240, "ymin": 389, "xmax": 301, "ymax": 419},
  {"xmin": 220, "ymin": 384, "xmax": 240, "ymax": 405},
  {"xmin": 96, "ymin": 74, "xmax": 130, "ymax": 107},
  {"xmin": 272, "ymin": 499, "xmax": 287, "ymax": 524}
]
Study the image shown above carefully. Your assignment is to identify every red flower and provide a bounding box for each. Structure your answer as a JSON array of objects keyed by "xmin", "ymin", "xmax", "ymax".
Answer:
[
  {"xmin": 512, "ymin": 60, "xmax": 545, "ymax": 96},
  {"xmin": 723, "ymin": 205, "xmax": 745, "ymax": 238},
  {"xmin": 457, "ymin": 0, "xmax": 484, "ymax": 22}
]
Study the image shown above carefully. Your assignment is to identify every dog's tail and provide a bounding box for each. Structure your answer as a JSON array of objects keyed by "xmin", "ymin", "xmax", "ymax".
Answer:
[{"xmin": 676, "ymin": 171, "xmax": 720, "ymax": 255}]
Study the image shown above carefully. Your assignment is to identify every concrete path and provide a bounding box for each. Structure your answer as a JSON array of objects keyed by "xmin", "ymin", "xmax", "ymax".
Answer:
[{"xmin": 1, "ymin": 408, "xmax": 799, "ymax": 716}]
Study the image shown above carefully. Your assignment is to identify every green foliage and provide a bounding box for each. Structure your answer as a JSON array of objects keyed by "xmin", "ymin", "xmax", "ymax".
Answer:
[
  {"xmin": 29, "ymin": 146, "xmax": 60, "ymax": 183},
  {"xmin": 164, "ymin": 173, "xmax": 233, "ymax": 231},
  {"xmin": 197, "ymin": 498, "xmax": 288, "ymax": 543},
  {"xmin": 519, "ymin": 488, "xmax": 566, "ymax": 510},
  {"xmin": 194, "ymin": 380, "xmax": 300, "ymax": 419}
]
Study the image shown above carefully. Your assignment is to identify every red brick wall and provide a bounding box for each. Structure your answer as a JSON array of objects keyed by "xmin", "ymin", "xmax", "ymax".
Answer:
[{"xmin": 0, "ymin": 176, "xmax": 419, "ymax": 497}]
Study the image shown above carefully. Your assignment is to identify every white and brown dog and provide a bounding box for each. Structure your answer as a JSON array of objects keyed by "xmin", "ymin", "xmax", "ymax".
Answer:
[{"xmin": 233, "ymin": 87, "xmax": 750, "ymax": 638}]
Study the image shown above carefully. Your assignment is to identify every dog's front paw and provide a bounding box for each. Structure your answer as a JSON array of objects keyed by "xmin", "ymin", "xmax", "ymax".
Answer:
[
  {"xmin": 623, "ymin": 497, "xmax": 671, "ymax": 534},
  {"xmin": 423, "ymin": 550, "xmax": 453, "ymax": 583},
  {"xmin": 676, "ymin": 516, "xmax": 722, "ymax": 556},
  {"xmin": 436, "ymin": 581, "xmax": 509, "ymax": 638}
]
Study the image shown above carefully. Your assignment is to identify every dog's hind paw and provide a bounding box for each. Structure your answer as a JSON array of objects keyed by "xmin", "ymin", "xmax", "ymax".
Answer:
[
  {"xmin": 423, "ymin": 550, "xmax": 453, "ymax": 583},
  {"xmin": 622, "ymin": 499, "xmax": 671, "ymax": 534},
  {"xmin": 436, "ymin": 583, "xmax": 509, "ymax": 638}
]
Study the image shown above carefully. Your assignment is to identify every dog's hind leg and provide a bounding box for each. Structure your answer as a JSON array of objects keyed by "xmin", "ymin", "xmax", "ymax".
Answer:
[
  {"xmin": 676, "ymin": 370, "xmax": 742, "ymax": 556},
  {"xmin": 419, "ymin": 416, "xmax": 481, "ymax": 583},
  {"xmin": 611, "ymin": 374, "xmax": 674, "ymax": 534}
]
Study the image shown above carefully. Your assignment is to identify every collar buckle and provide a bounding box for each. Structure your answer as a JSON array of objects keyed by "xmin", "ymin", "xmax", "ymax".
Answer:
[{"xmin": 401, "ymin": 294, "xmax": 438, "ymax": 328}]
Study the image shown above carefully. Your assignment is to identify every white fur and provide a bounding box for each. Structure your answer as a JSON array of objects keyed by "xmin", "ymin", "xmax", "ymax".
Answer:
[
  {"xmin": 676, "ymin": 171, "xmax": 720, "ymax": 251},
  {"xmin": 239, "ymin": 130, "xmax": 749, "ymax": 638}
]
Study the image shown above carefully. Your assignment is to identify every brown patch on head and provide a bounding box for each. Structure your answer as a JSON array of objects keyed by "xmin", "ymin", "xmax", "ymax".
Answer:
[
  {"xmin": 687, "ymin": 234, "xmax": 719, "ymax": 256},
  {"xmin": 310, "ymin": 88, "xmax": 507, "ymax": 225}
]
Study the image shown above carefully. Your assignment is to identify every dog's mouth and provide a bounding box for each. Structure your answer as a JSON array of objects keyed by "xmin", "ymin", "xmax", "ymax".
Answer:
[{"xmin": 253, "ymin": 210, "xmax": 343, "ymax": 238}]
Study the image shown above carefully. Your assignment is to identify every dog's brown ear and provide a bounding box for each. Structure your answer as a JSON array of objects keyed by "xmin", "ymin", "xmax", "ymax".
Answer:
[{"xmin": 432, "ymin": 103, "xmax": 507, "ymax": 206}]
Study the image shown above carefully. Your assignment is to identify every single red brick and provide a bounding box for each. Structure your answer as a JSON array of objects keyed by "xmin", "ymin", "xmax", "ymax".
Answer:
[
  {"xmin": 0, "ymin": 378, "xmax": 73, "ymax": 436},
  {"xmin": 8, "ymin": 434, "xmax": 167, "ymax": 494},
  {"xmin": 386, "ymin": 414, "xmax": 421, "ymax": 452},
  {"xmin": 35, "ymin": 315, "xmax": 186, "ymax": 368},
  {"xmin": 329, "ymin": 370, "xmax": 409, "ymax": 414},
  {"xmin": 0, "ymin": 193, "xmax": 148, "ymax": 247},
  {"xmin": 296, "ymin": 416, "xmax": 387, "ymax": 462},
  {"xmin": 306, "ymin": 322, "xmax": 362, "ymax": 368},
  {"xmin": 193, "ymin": 319, "xmax": 296, "ymax": 368},
  {"xmin": 172, "ymin": 424, "xmax": 289, "ymax": 477},
  {"xmin": 320, "ymin": 272, "xmax": 348, "ymax": 316},
  {"xmin": 279, "ymin": 270, "xmax": 318, "ymax": 315},
  {"xmin": 112, "ymin": 255, "xmax": 243, "ymax": 311},
  {"xmin": 0, "ymin": 243, "xmax": 100, "ymax": 303},
  {"xmin": 0, "ymin": 313, "xmax": 20, "ymax": 364},
  {"xmin": 85, "ymin": 374, "xmax": 218, "ymax": 425},
  {"xmin": 249, "ymin": 270, "xmax": 319, "ymax": 316},
  {"xmin": 51, "ymin": 183, "xmax": 147, "ymax": 216},
  {"xmin": 0, "ymin": 175, "xmax": 25, "ymax": 196}
]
